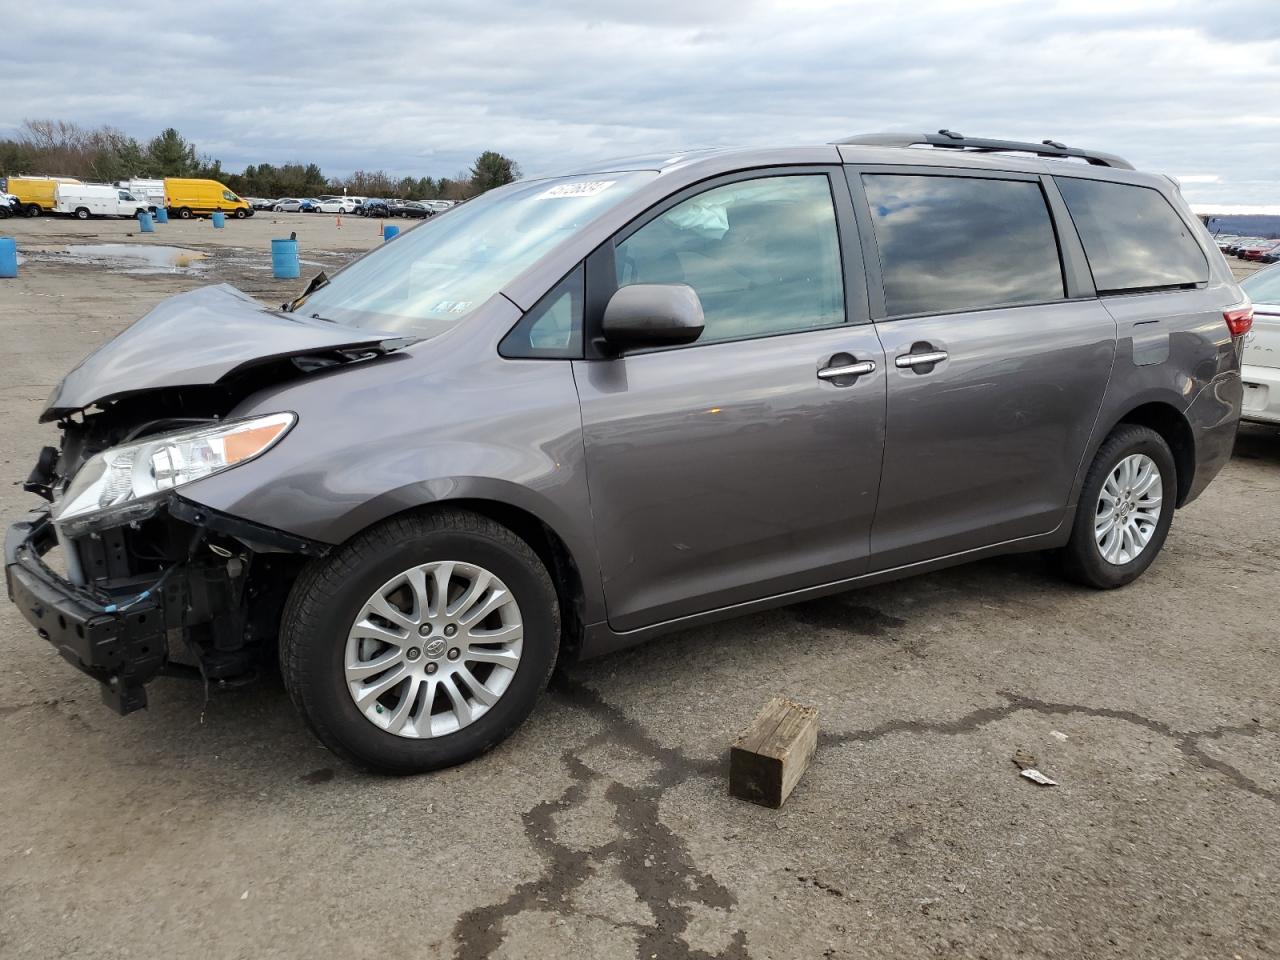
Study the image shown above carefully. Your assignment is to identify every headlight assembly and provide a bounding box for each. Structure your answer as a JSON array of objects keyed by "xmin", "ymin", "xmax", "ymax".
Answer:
[{"xmin": 52, "ymin": 412, "xmax": 296, "ymax": 534}]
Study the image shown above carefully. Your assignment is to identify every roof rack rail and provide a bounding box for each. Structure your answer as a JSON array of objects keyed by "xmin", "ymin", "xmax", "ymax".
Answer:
[{"xmin": 834, "ymin": 130, "xmax": 1134, "ymax": 170}]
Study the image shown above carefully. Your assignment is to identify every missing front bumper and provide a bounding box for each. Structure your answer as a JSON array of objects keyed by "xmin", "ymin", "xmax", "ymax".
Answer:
[
  {"xmin": 5, "ymin": 513, "xmax": 169, "ymax": 713},
  {"xmin": 5, "ymin": 501, "xmax": 326, "ymax": 715}
]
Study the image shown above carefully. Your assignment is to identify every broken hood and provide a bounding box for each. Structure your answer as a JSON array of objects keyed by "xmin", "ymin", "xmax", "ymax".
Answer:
[{"xmin": 41, "ymin": 284, "xmax": 416, "ymax": 422}]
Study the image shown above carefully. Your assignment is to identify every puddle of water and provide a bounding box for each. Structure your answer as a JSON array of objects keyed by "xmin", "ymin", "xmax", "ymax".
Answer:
[{"xmin": 31, "ymin": 243, "xmax": 209, "ymax": 274}]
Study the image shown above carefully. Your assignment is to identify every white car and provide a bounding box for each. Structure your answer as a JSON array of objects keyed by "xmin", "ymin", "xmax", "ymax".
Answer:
[
  {"xmin": 1240, "ymin": 263, "xmax": 1280, "ymax": 425},
  {"xmin": 273, "ymin": 198, "xmax": 304, "ymax": 212},
  {"xmin": 317, "ymin": 198, "xmax": 359, "ymax": 214}
]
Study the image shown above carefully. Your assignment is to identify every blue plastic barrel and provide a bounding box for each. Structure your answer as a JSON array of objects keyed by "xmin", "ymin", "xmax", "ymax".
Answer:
[
  {"xmin": 0, "ymin": 237, "xmax": 16, "ymax": 278},
  {"xmin": 212, "ymin": 211, "xmax": 225, "ymax": 229},
  {"xmin": 154, "ymin": 207, "xmax": 168, "ymax": 223},
  {"xmin": 272, "ymin": 238, "xmax": 300, "ymax": 279},
  {"xmin": 382, "ymin": 224, "xmax": 400, "ymax": 242},
  {"xmin": 137, "ymin": 211, "xmax": 155, "ymax": 233}
]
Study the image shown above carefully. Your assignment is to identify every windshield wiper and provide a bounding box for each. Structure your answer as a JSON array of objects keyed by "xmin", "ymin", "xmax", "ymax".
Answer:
[{"xmin": 283, "ymin": 271, "xmax": 330, "ymax": 313}]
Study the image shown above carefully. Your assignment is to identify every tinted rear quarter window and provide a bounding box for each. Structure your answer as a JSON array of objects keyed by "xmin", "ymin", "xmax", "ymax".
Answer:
[
  {"xmin": 862, "ymin": 174, "xmax": 1065, "ymax": 317},
  {"xmin": 1055, "ymin": 177, "xmax": 1208, "ymax": 294}
]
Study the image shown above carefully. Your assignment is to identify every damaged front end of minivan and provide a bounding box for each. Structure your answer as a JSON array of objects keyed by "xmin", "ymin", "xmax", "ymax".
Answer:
[{"xmin": 4, "ymin": 284, "xmax": 416, "ymax": 712}]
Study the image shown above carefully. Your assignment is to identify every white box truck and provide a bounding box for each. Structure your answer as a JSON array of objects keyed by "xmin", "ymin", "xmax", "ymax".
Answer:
[
  {"xmin": 55, "ymin": 184, "xmax": 150, "ymax": 219},
  {"xmin": 116, "ymin": 178, "xmax": 164, "ymax": 208}
]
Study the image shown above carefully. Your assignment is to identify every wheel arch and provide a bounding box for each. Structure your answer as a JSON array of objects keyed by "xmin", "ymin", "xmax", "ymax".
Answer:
[
  {"xmin": 333, "ymin": 490, "xmax": 598, "ymax": 661},
  {"xmin": 1103, "ymin": 401, "xmax": 1196, "ymax": 507},
  {"xmin": 430, "ymin": 498, "xmax": 588, "ymax": 661}
]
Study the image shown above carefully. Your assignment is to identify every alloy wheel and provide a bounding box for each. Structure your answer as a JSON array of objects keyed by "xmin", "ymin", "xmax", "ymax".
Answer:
[
  {"xmin": 1094, "ymin": 453, "xmax": 1162, "ymax": 565},
  {"xmin": 344, "ymin": 561, "xmax": 524, "ymax": 738}
]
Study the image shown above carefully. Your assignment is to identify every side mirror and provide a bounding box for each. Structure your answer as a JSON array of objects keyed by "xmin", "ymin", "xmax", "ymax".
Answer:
[{"xmin": 602, "ymin": 283, "xmax": 704, "ymax": 350}]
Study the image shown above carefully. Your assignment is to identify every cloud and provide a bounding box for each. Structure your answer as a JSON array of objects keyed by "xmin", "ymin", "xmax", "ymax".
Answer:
[{"xmin": 1, "ymin": 0, "xmax": 1277, "ymax": 202}]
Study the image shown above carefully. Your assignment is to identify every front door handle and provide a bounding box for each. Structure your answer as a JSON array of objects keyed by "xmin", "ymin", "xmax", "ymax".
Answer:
[
  {"xmin": 895, "ymin": 350, "xmax": 949, "ymax": 369},
  {"xmin": 817, "ymin": 359, "xmax": 877, "ymax": 380}
]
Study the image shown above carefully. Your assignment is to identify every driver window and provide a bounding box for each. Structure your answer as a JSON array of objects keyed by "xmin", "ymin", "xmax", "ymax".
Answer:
[{"xmin": 613, "ymin": 175, "xmax": 845, "ymax": 344}]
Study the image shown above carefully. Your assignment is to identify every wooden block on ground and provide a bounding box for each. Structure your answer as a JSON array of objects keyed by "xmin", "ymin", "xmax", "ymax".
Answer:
[{"xmin": 729, "ymin": 696, "xmax": 818, "ymax": 808}]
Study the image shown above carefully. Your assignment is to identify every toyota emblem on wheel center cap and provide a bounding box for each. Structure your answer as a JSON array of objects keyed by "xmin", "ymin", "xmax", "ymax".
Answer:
[{"xmin": 423, "ymin": 637, "xmax": 448, "ymax": 658}]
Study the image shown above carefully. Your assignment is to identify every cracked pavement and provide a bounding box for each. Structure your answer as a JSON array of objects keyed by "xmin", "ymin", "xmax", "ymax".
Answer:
[{"xmin": 1, "ymin": 219, "xmax": 1278, "ymax": 959}]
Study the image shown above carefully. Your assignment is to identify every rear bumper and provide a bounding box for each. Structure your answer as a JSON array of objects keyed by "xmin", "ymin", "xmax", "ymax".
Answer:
[
  {"xmin": 1241, "ymin": 363, "xmax": 1280, "ymax": 425},
  {"xmin": 1183, "ymin": 371, "xmax": 1243, "ymax": 506},
  {"xmin": 5, "ymin": 512, "xmax": 168, "ymax": 713}
]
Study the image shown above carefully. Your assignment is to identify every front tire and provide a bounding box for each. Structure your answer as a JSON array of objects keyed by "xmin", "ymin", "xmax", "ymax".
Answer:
[
  {"xmin": 234, "ymin": 208, "xmax": 247, "ymax": 219},
  {"xmin": 75, "ymin": 207, "xmax": 90, "ymax": 220},
  {"xmin": 280, "ymin": 509, "xmax": 560, "ymax": 774},
  {"xmin": 1059, "ymin": 424, "xmax": 1176, "ymax": 589}
]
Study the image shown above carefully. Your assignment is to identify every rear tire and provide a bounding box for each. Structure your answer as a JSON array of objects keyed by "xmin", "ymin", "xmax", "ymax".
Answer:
[
  {"xmin": 280, "ymin": 509, "xmax": 560, "ymax": 774},
  {"xmin": 178, "ymin": 207, "xmax": 192, "ymax": 219},
  {"xmin": 25, "ymin": 204, "xmax": 41, "ymax": 217},
  {"xmin": 1059, "ymin": 424, "xmax": 1177, "ymax": 589},
  {"xmin": 75, "ymin": 207, "xmax": 90, "ymax": 220}
]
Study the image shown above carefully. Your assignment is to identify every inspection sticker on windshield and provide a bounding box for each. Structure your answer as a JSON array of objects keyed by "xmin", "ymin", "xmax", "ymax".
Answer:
[{"xmin": 538, "ymin": 180, "xmax": 616, "ymax": 200}]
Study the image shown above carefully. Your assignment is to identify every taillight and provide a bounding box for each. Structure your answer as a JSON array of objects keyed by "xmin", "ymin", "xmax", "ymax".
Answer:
[{"xmin": 1224, "ymin": 305, "xmax": 1253, "ymax": 338}]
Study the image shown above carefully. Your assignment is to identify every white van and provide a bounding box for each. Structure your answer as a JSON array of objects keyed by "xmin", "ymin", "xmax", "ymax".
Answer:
[{"xmin": 55, "ymin": 184, "xmax": 149, "ymax": 220}]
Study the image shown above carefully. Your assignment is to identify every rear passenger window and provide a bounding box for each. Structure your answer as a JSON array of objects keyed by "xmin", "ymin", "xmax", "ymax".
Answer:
[
  {"xmin": 614, "ymin": 175, "xmax": 845, "ymax": 343},
  {"xmin": 862, "ymin": 174, "xmax": 1065, "ymax": 317},
  {"xmin": 1055, "ymin": 177, "xmax": 1208, "ymax": 294}
]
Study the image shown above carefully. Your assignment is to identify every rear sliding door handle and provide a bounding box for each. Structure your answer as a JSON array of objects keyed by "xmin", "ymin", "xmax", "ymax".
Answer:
[
  {"xmin": 895, "ymin": 351, "xmax": 949, "ymax": 368},
  {"xmin": 817, "ymin": 359, "xmax": 877, "ymax": 380}
]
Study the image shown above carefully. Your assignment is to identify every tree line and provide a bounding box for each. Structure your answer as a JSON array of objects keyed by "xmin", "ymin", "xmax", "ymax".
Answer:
[{"xmin": 0, "ymin": 119, "xmax": 521, "ymax": 201}]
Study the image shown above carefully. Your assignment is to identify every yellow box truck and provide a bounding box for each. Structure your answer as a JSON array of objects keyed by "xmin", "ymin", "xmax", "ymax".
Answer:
[
  {"xmin": 6, "ymin": 175, "xmax": 81, "ymax": 216},
  {"xmin": 163, "ymin": 178, "xmax": 253, "ymax": 219}
]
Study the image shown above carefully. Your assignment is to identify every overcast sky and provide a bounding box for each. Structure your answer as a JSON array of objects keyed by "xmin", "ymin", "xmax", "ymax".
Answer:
[{"xmin": 3, "ymin": 0, "xmax": 1277, "ymax": 206}]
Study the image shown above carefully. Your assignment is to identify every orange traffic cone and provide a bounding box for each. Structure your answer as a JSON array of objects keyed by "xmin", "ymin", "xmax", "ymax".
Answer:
[{"xmin": 336, "ymin": 212, "xmax": 342, "ymax": 229}]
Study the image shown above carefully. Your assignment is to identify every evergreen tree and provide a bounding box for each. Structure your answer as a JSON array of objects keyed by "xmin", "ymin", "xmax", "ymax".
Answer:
[
  {"xmin": 469, "ymin": 151, "xmax": 520, "ymax": 194},
  {"xmin": 145, "ymin": 128, "xmax": 197, "ymax": 176}
]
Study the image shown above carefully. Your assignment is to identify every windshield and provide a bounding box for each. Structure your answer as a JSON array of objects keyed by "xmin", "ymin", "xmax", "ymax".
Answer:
[
  {"xmin": 297, "ymin": 171, "xmax": 658, "ymax": 336},
  {"xmin": 1242, "ymin": 264, "xmax": 1280, "ymax": 304}
]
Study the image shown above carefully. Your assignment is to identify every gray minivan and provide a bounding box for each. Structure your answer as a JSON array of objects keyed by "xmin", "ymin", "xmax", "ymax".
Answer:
[{"xmin": 5, "ymin": 132, "xmax": 1249, "ymax": 773}]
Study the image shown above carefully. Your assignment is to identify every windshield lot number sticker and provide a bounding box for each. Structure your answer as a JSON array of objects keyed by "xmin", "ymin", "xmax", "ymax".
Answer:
[{"xmin": 538, "ymin": 180, "xmax": 616, "ymax": 199}]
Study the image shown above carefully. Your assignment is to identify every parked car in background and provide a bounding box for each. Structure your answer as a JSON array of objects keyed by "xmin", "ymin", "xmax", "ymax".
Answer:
[
  {"xmin": 164, "ymin": 178, "xmax": 252, "ymax": 219},
  {"xmin": 1226, "ymin": 237, "xmax": 1264, "ymax": 256},
  {"xmin": 0, "ymin": 192, "xmax": 18, "ymax": 218},
  {"xmin": 5, "ymin": 175, "xmax": 82, "ymax": 216},
  {"xmin": 358, "ymin": 198, "xmax": 391, "ymax": 217},
  {"xmin": 317, "ymin": 198, "xmax": 358, "ymax": 214},
  {"xmin": 1240, "ymin": 263, "xmax": 1280, "ymax": 425},
  {"xmin": 54, "ymin": 184, "xmax": 149, "ymax": 220},
  {"xmin": 273, "ymin": 198, "xmax": 304, "ymax": 212},
  {"xmin": 299, "ymin": 199, "xmax": 322, "ymax": 213},
  {"xmin": 399, "ymin": 201, "xmax": 433, "ymax": 218},
  {"xmin": 1239, "ymin": 240, "xmax": 1280, "ymax": 262},
  {"xmin": 251, "ymin": 197, "xmax": 277, "ymax": 210},
  {"xmin": 3, "ymin": 132, "xmax": 1247, "ymax": 774}
]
